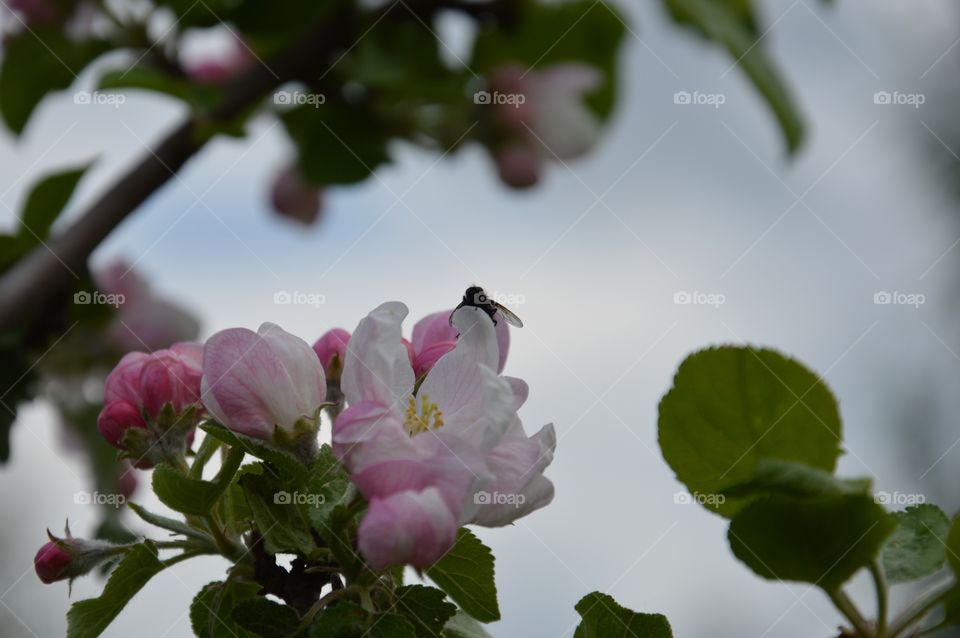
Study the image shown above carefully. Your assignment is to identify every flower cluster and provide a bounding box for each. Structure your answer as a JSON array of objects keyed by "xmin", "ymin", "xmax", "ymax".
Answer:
[{"xmin": 69, "ymin": 299, "xmax": 554, "ymax": 576}]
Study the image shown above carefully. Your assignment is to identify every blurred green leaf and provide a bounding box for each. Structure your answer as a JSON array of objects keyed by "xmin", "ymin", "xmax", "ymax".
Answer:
[
  {"xmin": 658, "ymin": 346, "xmax": 843, "ymax": 517},
  {"xmin": 98, "ymin": 67, "xmax": 220, "ymax": 112},
  {"xmin": 427, "ymin": 529, "xmax": 500, "ymax": 623},
  {"xmin": 0, "ymin": 32, "xmax": 110, "ymax": 134},
  {"xmin": 661, "ymin": 0, "xmax": 804, "ymax": 152},
  {"xmin": 281, "ymin": 102, "xmax": 391, "ymax": 186},
  {"xmin": 573, "ymin": 592, "xmax": 673, "ymax": 637},
  {"xmin": 882, "ymin": 504, "xmax": 951, "ymax": 583},
  {"xmin": 201, "ymin": 421, "xmax": 308, "ymax": 481},
  {"xmin": 19, "ymin": 164, "xmax": 90, "ymax": 242},
  {"xmin": 728, "ymin": 493, "xmax": 896, "ymax": 591}
]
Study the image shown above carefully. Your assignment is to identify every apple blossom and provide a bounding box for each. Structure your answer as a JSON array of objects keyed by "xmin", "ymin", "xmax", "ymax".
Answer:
[
  {"xmin": 332, "ymin": 302, "xmax": 554, "ymax": 570},
  {"xmin": 485, "ymin": 63, "xmax": 602, "ymax": 188},
  {"xmin": 409, "ymin": 308, "xmax": 510, "ymax": 378},
  {"xmin": 201, "ymin": 323, "xmax": 326, "ymax": 451}
]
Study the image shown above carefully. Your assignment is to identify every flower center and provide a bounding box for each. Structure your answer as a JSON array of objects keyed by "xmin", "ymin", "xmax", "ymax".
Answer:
[{"xmin": 404, "ymin": 393, "xmax": 444, "ymax": 435}]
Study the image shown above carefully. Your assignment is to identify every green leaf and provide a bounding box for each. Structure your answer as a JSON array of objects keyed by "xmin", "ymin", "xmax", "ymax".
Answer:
[
  {"xmin": 392, "ymin": 585, "xmax": 457, "ymax": 638},
  {"xmin": 310, "ymin": 602, "xmax": 418, "ymax": 638},
  {"xmin": 152, "ymin": 447, "xmax": 243, "ymax": 516},
  {"xmin": 472, "ymin": 0, "xmax": 625, "ymax": 119},
  {"xmin": 661, "ymin": 0, "xmax": 804, "ymax": 152},
  {"xmin": 946, "ymin": 514, "xmax": 960, "ymax": 575},
  {"xmin": 882, "ymin": 504, "xmax": 951, "ymax": 583},
  {"xmin": 232, "ymin": 597, "xmax": 301, "ymax": 638},
  {"xmin": 573, "ymin": 592, "xmax": 673, "ymax": 638},
  {"xmin": 190, "ymin": 580, "xmax": 261, "ymax": 638},
  {"xmin": 305, "ymin": 444, "xmax": 352, "ymax": 532},
  {"xmin": 67, "ymin": 542, "xmax": 165, "ymax": 638},
  {"xmin": 0, "ymin": 32, "xmax": 110, "ymax": 133},
  {"xmin": 426, "ymin": 529, "xmax": 500, "ymax": 623},
  {"xmin": 238, "ymin": 467, "xmax": 316, "ymax": 556},
  {"xmin": 201, "ymin": 421, "xmax": 308, "ymax": 481},
  {"xmin": 19, "ymin": 164, "xmax": 90, "ymax": 241},
  {"xmin": 658, "ymin": 346, "xmax": 843, "ymax": 517},
  {"xmin": 442, "ymin": 611, "xmax": 494, "ymax": 638},
  {"xmin": 722, "ymin": 458, "xmax": 870, "ymax": 499},
  {"xmin": 280, "ymin": 102, "xmax": 390, "ymax": 186},
  {"xmin": 728, "ymin": 493, "xmax": 896, "ymax": 591}
]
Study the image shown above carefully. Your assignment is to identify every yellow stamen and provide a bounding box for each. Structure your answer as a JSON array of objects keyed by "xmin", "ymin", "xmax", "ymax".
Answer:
[{"xmin": 404, "ymin": 394, "xmax": 444, "ymax": 435}]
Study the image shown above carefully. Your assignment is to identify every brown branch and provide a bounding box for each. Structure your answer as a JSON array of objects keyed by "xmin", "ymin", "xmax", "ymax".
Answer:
[{"xmin": 0, "ymin": 12, "xmax": 354, "ymax": 333}]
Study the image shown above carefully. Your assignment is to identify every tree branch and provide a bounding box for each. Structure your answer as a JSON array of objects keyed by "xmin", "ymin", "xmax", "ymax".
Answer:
[{"xmin": 0, "ymin": 12, "xmax": 352, "ymax": 333}]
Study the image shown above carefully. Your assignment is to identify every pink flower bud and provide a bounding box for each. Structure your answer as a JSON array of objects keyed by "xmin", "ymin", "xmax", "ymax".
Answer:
[
  {"xmin": 270, "ymin": 166, "xmax": 324, "ymax": 225},
  {"xmin": 312, "ymin": 328, "xmax": 350, "ymax": 371},
  {"xmin": 97, "ymin": 400, "xmax": 146, "ymax": 448},
  {"xmin": 496, "ymin": 143, "xmax": 540, "ymax": 189},
  {"xmin": 184, "ymin": 38, "xmax": 253, "ymax": 86},
  {"xmin": 202, "ymin": 323, "xmax": 327, "ymax": 441},
  {"xmin": 34, "ymin": 541, "xmax": 73, "ymax": 584}
]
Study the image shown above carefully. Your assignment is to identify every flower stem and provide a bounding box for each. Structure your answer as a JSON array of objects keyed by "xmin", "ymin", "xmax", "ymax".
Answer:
[
  {"xmin": 870, "ymin": 561, "xmax": 888, "ymax": 637},
  {"xmin": 828, "ymin": 589, "xmax": 874, "ymax": 637}
]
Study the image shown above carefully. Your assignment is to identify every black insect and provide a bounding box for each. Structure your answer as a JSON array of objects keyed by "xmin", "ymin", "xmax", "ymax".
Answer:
[{"xmin": 449, "ymin": 286, "xmax": 524, "ymax": 328}]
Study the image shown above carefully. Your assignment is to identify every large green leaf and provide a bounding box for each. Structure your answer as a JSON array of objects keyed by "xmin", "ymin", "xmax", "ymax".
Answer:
[
  {"xmin": 0, "ymin": 32, "xmax": 110, "ymax": 133},
  {"xmin": 67, "ymin": 542, "xmax": 165, "ymax": 638},
  {"xmin": 232, "ymin": 597, "xmax": 301, "ymax": 638},
  {"xmin": 722, "ymin": 458, "xmax": 870, "ymax": 499},
  {"xmin": 882, "ymin": 504, "xmax": 951, "ymax": 583},
  {"xmin": 151, "ymin": 447, "xmax": 243, "ymax": 516},
  {"xmin": 190, "ymin": 580, "xmax": 261, "ymax": 638},
  {"xmin": 472, "ymin": 0, "xmax": 625, "ymax": 119},
  {"xmin": 658, "ymin": 346, "xmax": 842, "ymax": 517},
  {"xmin": 309, "ymin": 602, "xmax": 417, "ymax": 638},
  {"xmin": 573, "ymin": 592, "xmax": 673, "ymax": 638},
  {"xmin": 426, "ymin": 529, "xmax": 500, "ymax": 623},
  {"xmin": 661, "ymin": 0, "xmax": 804, "ymax": 152},
  {"xmin": 728, "ymin": 493, "xmax": 896, "ymax": 591},
  {"xmin": 393, "ymin": 585, "xmax": 457, "ymax": 638}
]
